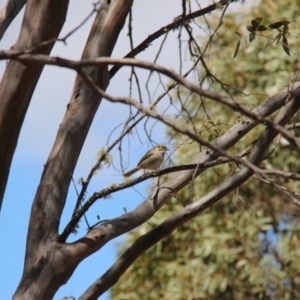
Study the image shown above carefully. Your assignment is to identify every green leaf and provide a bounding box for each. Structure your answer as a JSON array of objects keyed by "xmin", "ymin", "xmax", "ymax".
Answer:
[
  {"xmin": 257, "ymin": 25, "xmax": 268, "ymax": 31},
  {"xmin": 220, "ymin": 278, "xmax": 228, "ymax": 292},
  {"xmin": 269, "ymin": 20, "xmax": 290, "ymax": 29},
  {"xmin": 208, "ymin": 134, "xmax": 215, "ymax": 141},
  {"xmin": 236, "ymin": 259, "xmax": 248, "ymax": 268},
  {"xmin": 282, "ymin": 36, "xmax": 290, "ymax": 56},
  {"xmin": 233, "ymin": 39, "xmax": 241, "ymax": 59},
  {"xmin": 251, "ymin": 19, "xmax": 259, "ymax": 31}
]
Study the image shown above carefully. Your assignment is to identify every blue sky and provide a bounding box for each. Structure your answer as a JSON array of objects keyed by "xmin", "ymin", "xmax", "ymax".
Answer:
[{"xmin": 0, "ymin": 0, "xmax": 185, "ymax": 299}]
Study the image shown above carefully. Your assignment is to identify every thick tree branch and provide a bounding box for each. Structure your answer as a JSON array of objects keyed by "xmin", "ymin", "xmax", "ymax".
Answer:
[
  {"xmin": 56, "ymin": 85, "xmax": 300, "ymax": 275},
  {"xmin": 10, "ymin": 46, "xmax": 297, "ymax": 298},
  {"xmin": 61, "ymin": 73, "xmax": 285, "ymax": 240},
  {"xmin": 75, "ymin": 149, "xmax": 300, "ymax": 233},
  {"xmin": 1, "ymin": 53, "xmax": 299, "ymax": 150},
  {"xmin": 79, "ymin": 95, "xmax": 300, "ymax": 299},
  {"xmin": 0, "ymin": 0, "xmax": 69, "ymax": 212}
]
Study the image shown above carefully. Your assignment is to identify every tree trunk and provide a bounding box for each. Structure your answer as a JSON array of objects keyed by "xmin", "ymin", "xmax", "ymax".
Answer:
[
  {"xmin": 0, "ymin": 0, "xmax": 69, "ymax": 212},
  {"xmin": 13, "ymin": 0, "xmax": 132, "ymax": 298}
]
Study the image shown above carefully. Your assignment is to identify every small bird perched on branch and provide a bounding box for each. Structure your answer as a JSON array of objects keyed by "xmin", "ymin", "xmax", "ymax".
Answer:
[{"xmin": 123, "ymin": 144, "xmax": 168, "ymax": 177}]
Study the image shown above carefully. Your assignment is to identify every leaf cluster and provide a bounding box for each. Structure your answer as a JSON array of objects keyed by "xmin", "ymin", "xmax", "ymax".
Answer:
[{"xmin": 233, "ymin": 4, "xmax": 300, "ymax": 59}]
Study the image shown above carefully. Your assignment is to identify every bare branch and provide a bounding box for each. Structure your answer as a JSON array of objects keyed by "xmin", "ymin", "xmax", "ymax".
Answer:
[
  {"xmin": 286, "ymin": 122, "xmax": 300, "ymax": 130},
  {"xmin": 108, "ymin": 0, "xmax": 235, "ymax": 78},
  {"xmin": 254, "ymin": 175, "xmax": 300, "ymax": 207},
  {"xmin": 1, "ymin": 53, "xmax": 299, "ymax": 150},
  {"xmin": 78, "ymin": 69, "xmax": 300, "ymax": 166}
]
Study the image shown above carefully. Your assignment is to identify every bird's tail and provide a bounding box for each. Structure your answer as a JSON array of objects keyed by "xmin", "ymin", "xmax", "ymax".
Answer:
[{"xmin": 123, "ymin": 167, "xmax": 140, "ymax": 177}]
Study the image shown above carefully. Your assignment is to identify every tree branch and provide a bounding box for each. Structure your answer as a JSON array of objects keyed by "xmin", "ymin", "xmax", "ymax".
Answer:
[
  {"xmin": 57, "ymin": 84, "xmax": 300, "ymax": 270},
  {"xmin": 0, "ymin": 0, "xmax": 69, "ymax": 213},
  {"xmin": 78, "ymin": 69, "xmax": 300, "ymax": 167},
  {"xmin": 1, "ymin": 54, "xmax": 299, "ymax": 151}
]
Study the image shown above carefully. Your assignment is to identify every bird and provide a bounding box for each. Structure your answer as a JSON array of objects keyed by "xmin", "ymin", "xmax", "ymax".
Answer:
[{"xmin": 123, "ymin": 144, "xmax": 168, "ymax": 177}]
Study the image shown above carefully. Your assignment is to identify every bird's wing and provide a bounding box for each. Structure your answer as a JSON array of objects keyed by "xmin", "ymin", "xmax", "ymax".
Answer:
[{"xmin": 137, "ymin": 150, "xmax": 153, "ymax": 166}]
